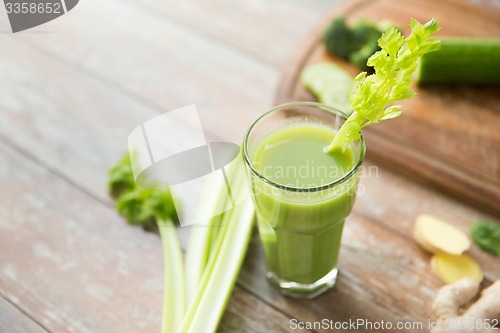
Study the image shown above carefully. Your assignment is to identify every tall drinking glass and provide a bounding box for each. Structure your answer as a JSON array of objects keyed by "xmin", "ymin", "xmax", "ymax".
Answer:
[{"xmin": 243, "ymin": 102, "xmax": 365, "ymax": 298}]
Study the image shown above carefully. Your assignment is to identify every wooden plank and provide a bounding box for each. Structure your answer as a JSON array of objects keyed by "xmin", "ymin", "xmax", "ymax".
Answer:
[
  {"xmin": 0, "ymin": 140, "xmax": 169, "ymax": 332},
  {"xmin": 240, "ymin": 209, "xmax": 499, "ymax": 333},
  {"xmin": 1, "ymin": 19, "xmax": 499, "ymax": 332},
  {"xmin": 0, "ymin": 141, "xmax": 305, "ymax": 333},
  {"xmin": 125, "ymin": 0, "xmax": 340, "ymax": 66},
  {"xmin": 274, "ymin": 0, "xmax": 500, "ymax": 215},
  {"xmin": 220, "ymin": 290, "xmax": 310, "ymax": 333},
  {"xmin": 354, "ymin": 161, "xmax": 500, "ymax": 281},
  {"xmin": 10, "ymin": 0, "xmax": 276, "ymax": 144},
  {"xmin": 6, "ymin": 98, "xmax": 498, "ymax": 329},
  {"xmin": 0, "ymin": 297, "xmax": 48, "ymax": 333},
  {"xmin": 0, "ymin": 38, "xmax": 198, "ymax": 204},
  {"xmin": 0, "ymin": 0, "xmax": 498, "ymax": 331},
  {"xmin": 3, "ymin": 101, "xmax": 496, "ymax": 333},
  {"xmin": 121, "ymin": 0, "xmax": 500, "ymax": 67}
]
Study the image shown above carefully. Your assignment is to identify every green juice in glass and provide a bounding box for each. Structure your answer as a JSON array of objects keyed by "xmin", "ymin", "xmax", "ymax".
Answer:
[{"xmin": 245, "ymin": 104, "xmax": 364, "ymax": 298}]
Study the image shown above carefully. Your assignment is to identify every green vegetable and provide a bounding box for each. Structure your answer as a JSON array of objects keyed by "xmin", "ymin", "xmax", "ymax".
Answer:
[
  {"xmin": 301, "ymin": 62, "xmax": 354, "ymax": 113},
  {"xmin": 108, "ymin": 152, "xmax": 136, "ymax": 199},
  {"xmin": 180, "ymin": 169, "xmax": 254, "ymax": 333},
  {"xmin": 109, "ymin": 152, "xmax": 255, "ymax": 333},
  {"xmin": 416, "ymin": 38, "xmax": 500, "ymax": 85},
  {"xmin": 349, "ymin": 20, "xmax": 386, "ymax": 69},
  {"xmin": 108, "ymin": 153, "xmax": 185, "ymax": 333},
  {"xmin": 158, "ymin": 220, "xmax": 186, "ymax": 333},
  {"xmin": 326, "ymin": 18, "xmax": 441, "ymax": 153},
  {"xmin": 185, "ymin": 173, "xmax": 230, "ymax": 306},
  {"xmin": 323, "ymin": 17, "xmax": 399, "ymax": 69},
  {"xmin": 471, "ymin": 220, "xmax": 500, "ymax": 256},
  {"xmin": 116, "ymin": 186, "xmax": 177, "ymax": 230},
  {"xmin": 323, "ymin": 17, "xmax": 354, "ymax": 59}
]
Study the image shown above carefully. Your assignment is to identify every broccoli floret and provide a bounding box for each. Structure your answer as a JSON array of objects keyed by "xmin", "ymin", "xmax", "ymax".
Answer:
[
  {"xmin": 351, "ymin": 20, "xmax": 381, "ymax": 45},
  {"xmin": 323, "ymin": 17, "xmax": 355, "ymax": 59},
  {"xmin": 322, "ymin": 17, "xmax": 399, "ymax": 69},
  {"xmin": 349, "ymin": 20, "xmax": 383, "ymax": 68}
]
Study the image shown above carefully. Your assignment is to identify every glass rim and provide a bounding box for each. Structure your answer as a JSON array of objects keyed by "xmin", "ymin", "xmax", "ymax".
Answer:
[{"xmin": 243, "ymin": 101, "xmax": 366, "ymax": 193}]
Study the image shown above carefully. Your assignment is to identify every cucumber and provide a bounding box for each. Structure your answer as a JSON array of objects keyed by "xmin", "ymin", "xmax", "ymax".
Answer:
[
  {"xmin": 416, "ymin": 38, "xmax": 500, "ymax": 85},
  {"xmin": 300, "ymin": 62, "xmax": 354, "ymax": 114}
]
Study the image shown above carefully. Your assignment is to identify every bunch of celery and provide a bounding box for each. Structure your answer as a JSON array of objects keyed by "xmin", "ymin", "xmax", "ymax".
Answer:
[{"xmin": 108, "ymin": 153, "xmax": 254, "ymax": 333}]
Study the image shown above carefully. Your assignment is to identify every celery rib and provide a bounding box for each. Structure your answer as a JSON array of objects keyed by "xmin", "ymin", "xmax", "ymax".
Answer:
[
  {"xmin": 180, "ymin": 200, "xmax": 254, "ymax": 333},
  {"xmin": 158, "ymin": 219, "xmax": 186, "ymax": 333},
  {"xmin": 179, "ymin": 168, "xmax": 255, "ymax": 333},
  {"xmin": 185, "ymin": 172, "xmax": 231, "ymax": 306}
]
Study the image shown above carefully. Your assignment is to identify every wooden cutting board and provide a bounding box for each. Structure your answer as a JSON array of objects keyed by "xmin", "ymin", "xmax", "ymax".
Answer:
[{"xmin": 275, "ymin": 0, "xmax": 500, "ymax": 215}]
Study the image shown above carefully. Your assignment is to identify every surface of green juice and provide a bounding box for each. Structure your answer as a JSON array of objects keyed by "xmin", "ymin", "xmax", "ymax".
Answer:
[{"xmin": 252, "ymin": 123, "xmax": 358, "ymax": 284}]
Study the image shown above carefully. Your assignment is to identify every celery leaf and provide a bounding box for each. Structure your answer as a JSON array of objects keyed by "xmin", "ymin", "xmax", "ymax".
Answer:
[{"xmin": 326, "ymin": 18, "xmax": 440, "ymax": 153}]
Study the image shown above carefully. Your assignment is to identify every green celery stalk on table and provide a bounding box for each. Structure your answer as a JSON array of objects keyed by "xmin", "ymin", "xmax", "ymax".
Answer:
[
  {"xmin": 109, "ymin": 154, "xmax": 185, "ymax": 333},
  {"xmin": 108, "ymin": 152, "xmax": 254, "ymax": 333}
]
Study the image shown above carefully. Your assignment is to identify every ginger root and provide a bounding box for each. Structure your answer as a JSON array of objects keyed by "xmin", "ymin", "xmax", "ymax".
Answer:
[
  {"xmin": 431, "ymin": 253, "xmax": 484, "ymax": 284},
  {"xmin": 431, "ymin": 278, "xmax": 500, "ymax": 333},
  {"xmin": 414, "ymin": 214, "xmax": 470, "ymax": 255}
]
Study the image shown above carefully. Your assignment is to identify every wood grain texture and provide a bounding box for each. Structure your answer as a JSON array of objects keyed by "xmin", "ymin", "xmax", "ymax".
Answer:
[
  {"xmin": 0, "ymin": 0, "xmax": 499, "ymax": 331},
  {"xmin": 0, "ymin": 4, "xmax": 312, "ymax": 330},
  {"xmin": 219, "ymin": 289, "xmax": 310, "ymax": 333},
  {"xmin": 0, "ymin": 297, "xmax": 48, "ymax": 333},
  {"xmin": 0, "ymin": 141, "xmax": 307, "ymax": 333},
  {"xmin": 354, "ymin": 161, "xmax": 500, "ymax": 282},
  {"xmin": 239, "ymin": 207, "xmax": 499, "ymax": 333},
  {"xmin": 10, "ymin": 0, "xmax": 277, "ymax": 144},
  {"xmin": 0, "ymin": 44, "xmax": 498, "ymax": 329},
  {"xmin": 274, "ymin": 0, "xmax": 500, "ymax": 215},
  {"xmin": 127, "ymin": 0, "xmax": 338, "ymax": 66}
]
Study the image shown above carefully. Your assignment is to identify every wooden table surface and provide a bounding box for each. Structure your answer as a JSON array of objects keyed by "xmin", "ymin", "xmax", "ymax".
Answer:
[{"xmin": 0, "ymin": 0, "xmax": 498, "ymax": 332}]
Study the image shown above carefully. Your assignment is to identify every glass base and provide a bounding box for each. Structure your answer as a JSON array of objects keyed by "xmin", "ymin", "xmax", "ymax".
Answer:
[{"xmin": 267, "ymin": 267, "xmax": 338, "ymax": 299}]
